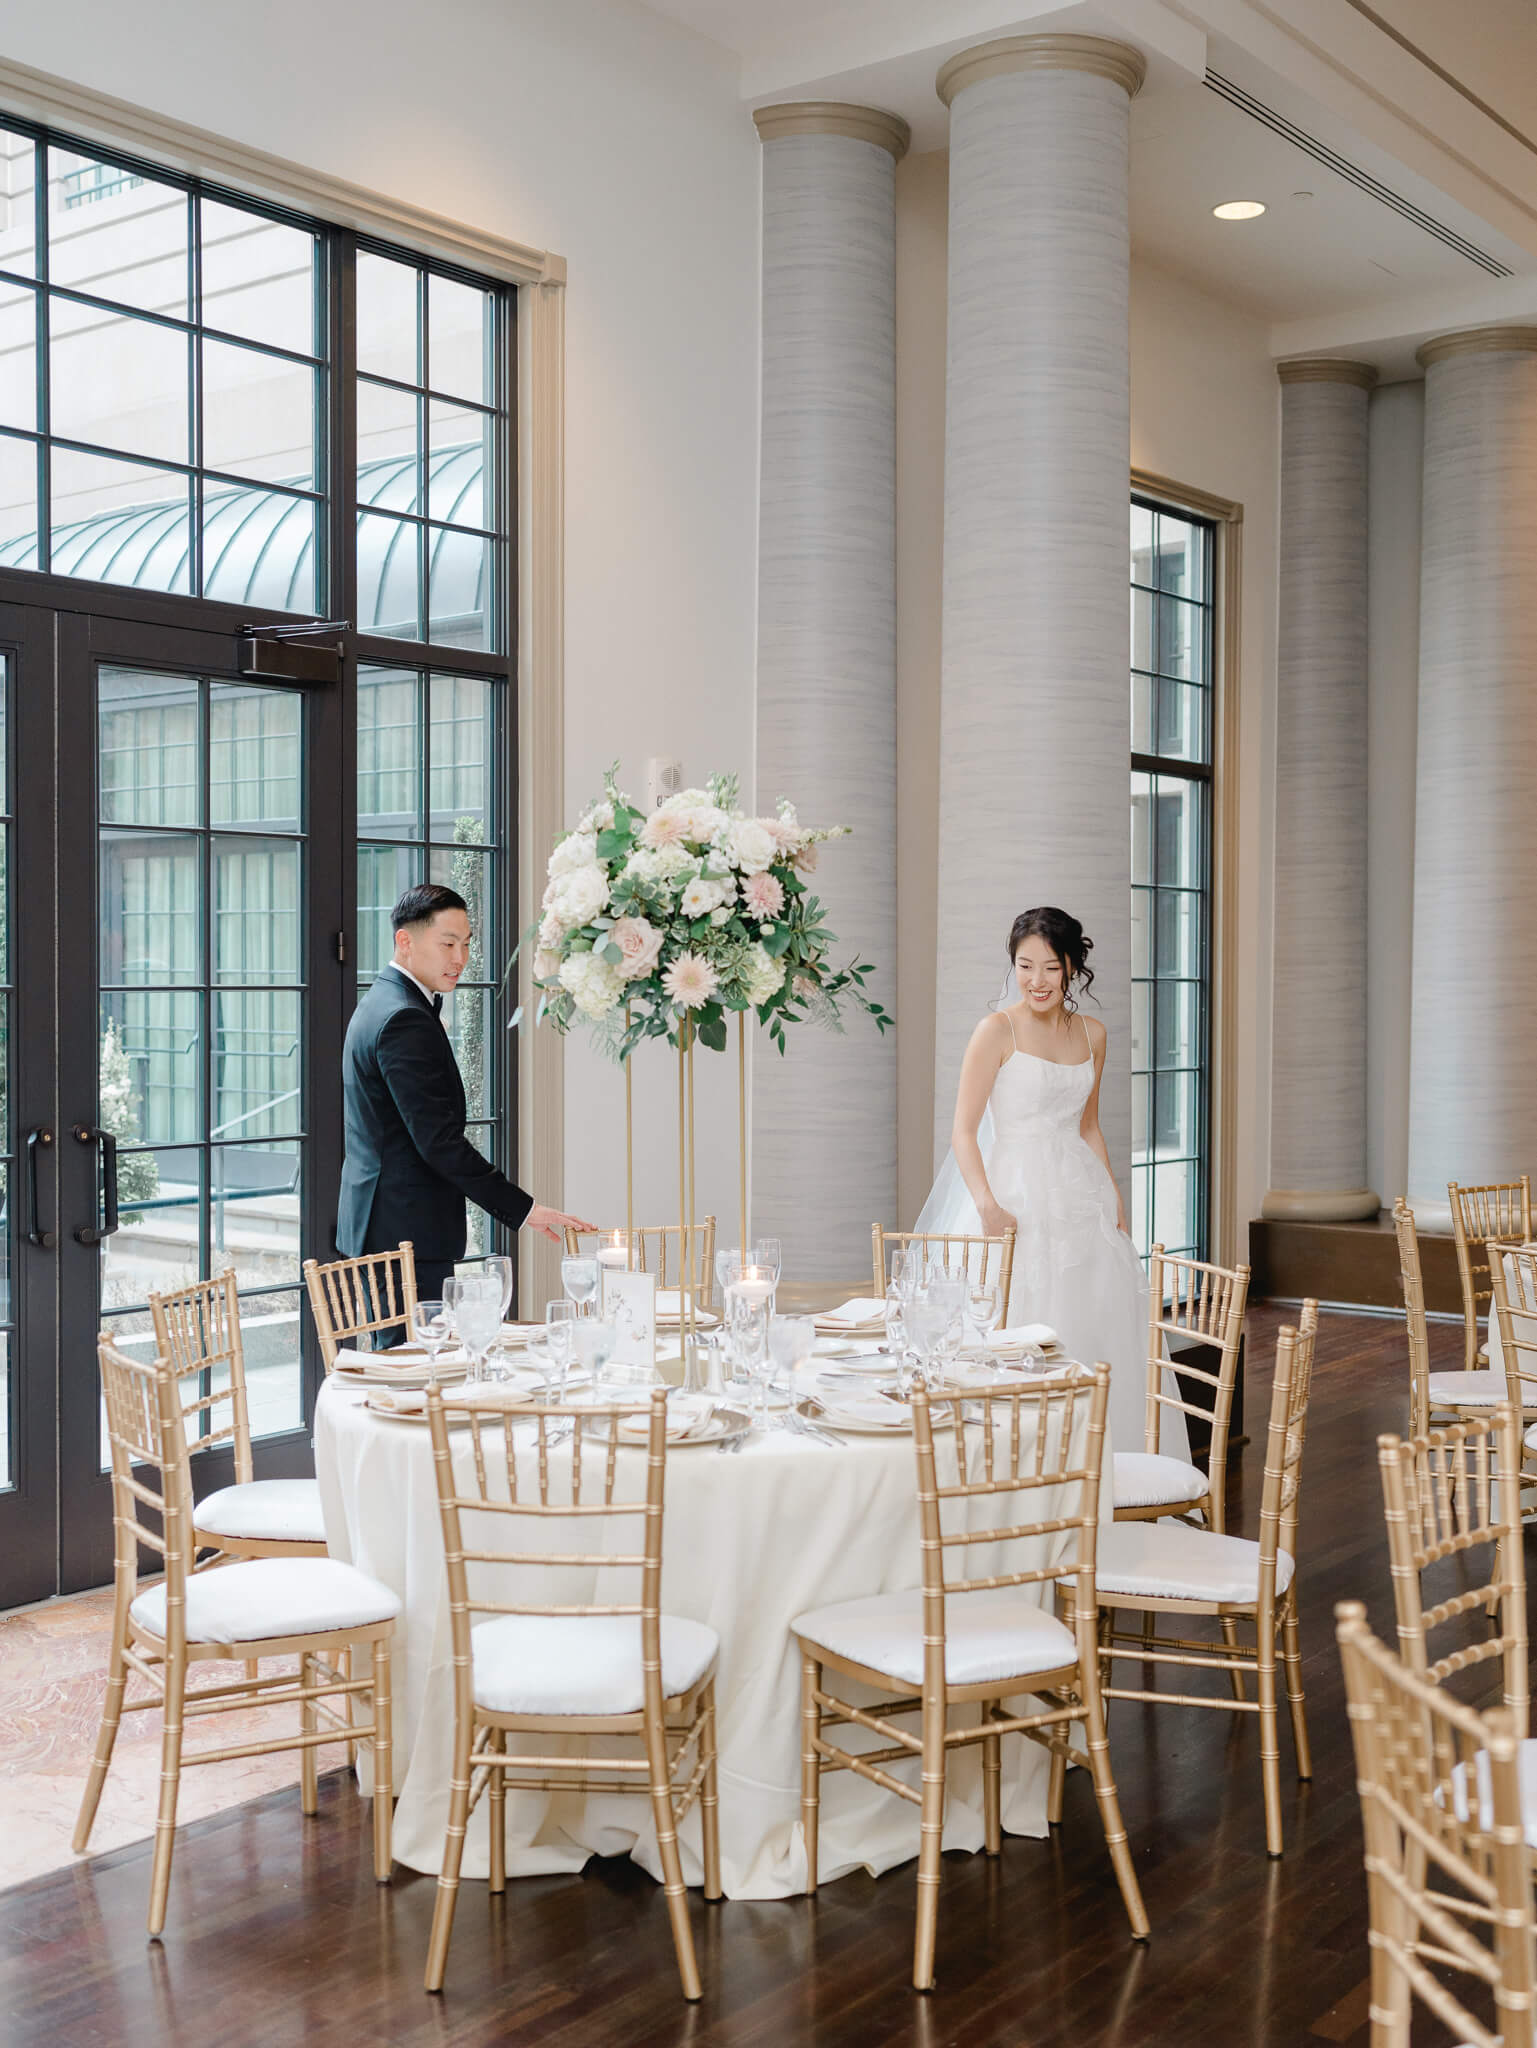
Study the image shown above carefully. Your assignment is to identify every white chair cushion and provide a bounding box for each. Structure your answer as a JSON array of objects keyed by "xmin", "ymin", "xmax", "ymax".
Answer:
[
  {"xmin": 194, "ymin": 1478, "xmax": 326, "ymax": 1546},
  {"xmin": 1428, "ymin": 1369, "xmax": 1508, "ymax": 1407},
  {"xmin": 1449, "ymin": 1737, "xmax": 1537, "ymax": 1849},
  {"xmin": 470, "ymin": 1614, "xmax": 719, "ymax": 1717},
  {"xmin": 130, "ymin": 1558, "xmax": 399, "ymax": 1645},
  {"xmin": 1525, "ymin": 1421, "xmax": 1537, "ymax": 1451},
  {"xmin": 1112, "ymin": 1451, "xmax": 1208, "ymax": 1512},
  {"xmin": 792, "ymin": 1586, "xmax": 1078, "ymax": 1689},
  {"xmin": 1095, "ymin": 1523, "xmax": 1295, "ymax": 1606}
]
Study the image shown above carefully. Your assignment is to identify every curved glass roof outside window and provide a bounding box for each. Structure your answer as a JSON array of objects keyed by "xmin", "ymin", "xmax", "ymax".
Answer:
[{"xmin": 0, "ymin": 444, "xmax": 489, "ymax": 644}]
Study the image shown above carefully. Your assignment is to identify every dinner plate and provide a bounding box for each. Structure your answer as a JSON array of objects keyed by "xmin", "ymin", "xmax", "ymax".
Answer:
[
  {"xmin": 797, "ymin": 1394, "xmax": 955, "ymax": 1436},
  {"xmin": 613, "ymin": 1401, "xmax": 752, "ymax": 1448}
]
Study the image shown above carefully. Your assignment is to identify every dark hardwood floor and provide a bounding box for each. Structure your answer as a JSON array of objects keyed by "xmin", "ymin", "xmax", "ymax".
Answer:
[{"xmin": 0, "ymin": 1307, "xmax": 1498, "ymax": 2047}]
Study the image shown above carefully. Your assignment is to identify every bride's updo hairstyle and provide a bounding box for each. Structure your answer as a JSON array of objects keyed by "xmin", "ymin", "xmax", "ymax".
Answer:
[{"xmin": 1007, "ymin": 906, "xmax": 1096, "ymax": 1013}]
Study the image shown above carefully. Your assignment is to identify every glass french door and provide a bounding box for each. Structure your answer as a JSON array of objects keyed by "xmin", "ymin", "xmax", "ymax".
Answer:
[{"xmin": 0, "ymin": 598, "xmax": 345, "ymax": 1605}]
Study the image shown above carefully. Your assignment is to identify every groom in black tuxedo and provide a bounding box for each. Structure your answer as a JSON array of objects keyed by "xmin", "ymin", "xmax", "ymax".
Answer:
[{"xmin": 338, "ymin": 882, "xmax": 590, "ymax": 1329}]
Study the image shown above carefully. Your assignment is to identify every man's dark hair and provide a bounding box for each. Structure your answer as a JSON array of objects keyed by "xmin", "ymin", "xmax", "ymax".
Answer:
[{"xmin": 392, "ymin": 883, "xmax": 468, "ymax": 933}]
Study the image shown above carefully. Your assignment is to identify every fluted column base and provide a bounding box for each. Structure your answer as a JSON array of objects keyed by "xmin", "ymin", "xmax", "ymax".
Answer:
[{"xmin": 1260, "ymin": 1185, "xmax": 1381, "ymax": 1222}]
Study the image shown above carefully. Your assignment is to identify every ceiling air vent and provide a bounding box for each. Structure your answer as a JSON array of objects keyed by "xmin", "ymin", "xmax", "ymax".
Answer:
[{"xmin": 1204, "ymin": 70, "xmax": 1512, "ymax": 279}]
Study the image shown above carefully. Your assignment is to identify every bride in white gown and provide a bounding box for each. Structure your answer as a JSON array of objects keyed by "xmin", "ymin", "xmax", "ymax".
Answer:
[{"xmin": 917, "ymin": 906, "xmax": 1185, "ymax": 1460}]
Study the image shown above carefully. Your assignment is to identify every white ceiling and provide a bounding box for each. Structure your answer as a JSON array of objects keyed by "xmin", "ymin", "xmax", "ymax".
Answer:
[{"xmin": 642, "ymin": 0, "xmax": 1537, "ymax": 342}]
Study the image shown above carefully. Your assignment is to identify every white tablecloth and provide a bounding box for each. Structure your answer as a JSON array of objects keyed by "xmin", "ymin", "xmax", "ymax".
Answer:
[{"xmin": 314, "ymin": 1379, "xmax": 1092, "ymax": 1898}]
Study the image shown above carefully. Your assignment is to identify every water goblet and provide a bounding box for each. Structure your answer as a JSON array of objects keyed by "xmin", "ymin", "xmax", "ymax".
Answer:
[
  {"xmin": 714, "ymin": 1247, "xmax": 750, "ymax": 1306},
  {"xmin": 410, "ymin": 1299, "xmax": 453, "ymax": 1383},
  {"xmin": 449, "ymin": 1274, "xmax": 504, "ymax": 1385},
  {"xmin": 542, "ymin": 1299, "xmax": 578, "ymax": 1401},
  {"xmin": 903, "ymin": 1296, "xmax": 947, "ymax": 1396},
  {"xmin": 767, "ymin": 1315, "xmax": 815, "ymax": 1427},
  {"xmin": 883, "ymin": 1283, "xmax": 908, "ymax": 1361},
  {"xmin": 754, "ymin": 1237, "xmax": 783, "ymax": 1304},
  {"xmin": 561, "ymin": 1254, "xmax": 600, "ymax": 1319},
  {"xmin": 725, "ymin": 1283, "xmax": 772, "ymax": 1430},
  {"xmin": 965, "ymin": 1279, "xmax": 1002, "ymax": 1357},
  {"xmin": 483, "ymin": 1254, "xmax": 515, "ymax": 1320}
]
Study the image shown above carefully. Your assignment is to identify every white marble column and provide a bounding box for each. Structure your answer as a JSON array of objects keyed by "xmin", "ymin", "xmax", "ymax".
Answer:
[
  {"xmin": 1407, "ymin": 327, "xmax": 1537, "ymax": 1231},
  {"xmin": 1263, "ymin": 360, "xmax": 1379, "ymax": 1222},
  {"xmin": 933, "ymin": 36, "xmax": 1143, "ymax": 1195},
  {"xmin": 752, "ymin": 102, "xmax": 907, "ymax": 1278}
]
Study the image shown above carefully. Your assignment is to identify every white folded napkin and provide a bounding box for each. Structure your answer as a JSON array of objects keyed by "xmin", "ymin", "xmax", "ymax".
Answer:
[
  {"xmin": 616, "ymin": 1395, "xmax": 717, "ymax": 1442},
  {"xmin": 989, "ymin": 1324, "xmax": 1059, "ymax": 1351},
  {"xmin": 365, "ymin": 1387, "xmax": 429, "ymax": 1414},
  {"xmin": 814, "ymin": 1394, "xmax": 908, "ymax": 1430},
  {"xmin": 815, "ymin": 1297, "xmax": 889, "ymax": 1329},
  {"xmin": 335, "ymin": 1346, "xmax": 469, "ymax": 1377}
]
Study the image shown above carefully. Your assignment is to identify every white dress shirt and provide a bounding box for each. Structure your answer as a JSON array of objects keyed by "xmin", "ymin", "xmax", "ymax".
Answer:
[{"xmin": 387, "ymin": 958, "xmax": 445, "ymax": 1021}]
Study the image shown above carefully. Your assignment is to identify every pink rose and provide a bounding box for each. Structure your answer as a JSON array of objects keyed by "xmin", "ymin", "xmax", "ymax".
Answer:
[
  {"xmin": 742, "ymin": 871, "xmax": 784, "ymax": 920},
  {"xmin": 608, "ymin": 915, "xmax": 664, "ymax": 980},
  {"xmin": 793, "ymin": 840, "xmax": 819, "ymax": 874}
]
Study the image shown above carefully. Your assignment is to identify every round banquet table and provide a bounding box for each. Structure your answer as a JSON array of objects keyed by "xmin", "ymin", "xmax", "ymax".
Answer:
[{"xmin": 313, "ymin": 1375, "xmax": 1092, "ymax": 1899}]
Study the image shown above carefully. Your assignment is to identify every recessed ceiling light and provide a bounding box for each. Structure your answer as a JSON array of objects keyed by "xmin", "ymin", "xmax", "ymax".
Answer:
[{"xmin": 1213, "ymin": 200, "xmax": 1266, "ymax": 220}]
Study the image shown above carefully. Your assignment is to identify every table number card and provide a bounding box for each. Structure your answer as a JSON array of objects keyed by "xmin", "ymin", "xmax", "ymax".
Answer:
[{"xmin": 602, "ymin": 1267, "xmax": 656, "ymax": 1370}]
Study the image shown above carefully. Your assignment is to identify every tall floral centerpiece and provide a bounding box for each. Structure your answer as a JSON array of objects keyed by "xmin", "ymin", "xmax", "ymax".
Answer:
[{"xmin": 520, "ymin": 770, "xmax": 891, "ymax": 1323}]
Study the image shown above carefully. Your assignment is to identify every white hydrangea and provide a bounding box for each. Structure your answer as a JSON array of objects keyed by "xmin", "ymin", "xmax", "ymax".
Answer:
[
  {"xmin": 626, "ymin": 843, "xmax": 695, "ymax": 885},
  {"xmin": 548, "ymin": 863, "xmax": 610, "ymax": 927},
  {"xmin": 576, "ymin": 800, "xmax": 615, "ymax": 834},
  {"xmin": 726, "ymin": 818, "xmax": 777, "ymax": 874},
  {"xmin": 547, "ymin": 830, "xmax": 597, "ymax": 879},
  {"xmin": 741, "ymin": 943, "xmax": 786, "ymax": 1005},
  {"xmin": 559, "ymin": 951, "xmax": 624, "ymax": 1018},
  {"xmin": 537, "ymin": 909, "xmax": 567, "ymax": 950}
]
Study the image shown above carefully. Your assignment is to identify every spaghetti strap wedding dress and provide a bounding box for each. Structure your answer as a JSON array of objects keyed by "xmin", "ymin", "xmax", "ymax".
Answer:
[{"xmin": 917, "ymin": 1011, "xmax": 1186, "ymax": 1460}]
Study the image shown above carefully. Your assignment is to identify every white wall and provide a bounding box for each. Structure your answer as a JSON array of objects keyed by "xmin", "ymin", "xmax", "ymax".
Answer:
[
  {"xmin": 894, "ymin": 148, "xmax": 1282, "ymax": 1254},
  {"xmin": 1, "ymin": 0, "xmax": 764, "ymax": 1233},
  {"xmin": 1365, "ymin": 380, "xmax": 1423, "ymax": 1210}
]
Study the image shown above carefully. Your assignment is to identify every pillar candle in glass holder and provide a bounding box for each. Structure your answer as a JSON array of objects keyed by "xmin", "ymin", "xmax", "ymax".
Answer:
[
  {"xmin": 731, "ymin": 1266, "xmax": 774, "ymax": 1310},
  {"xmin": 597, "ymin": 1231, "xmax": 630, "ymax": 1275}
]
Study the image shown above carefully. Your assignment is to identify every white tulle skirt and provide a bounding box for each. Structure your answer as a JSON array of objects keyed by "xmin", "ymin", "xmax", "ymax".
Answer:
[{"xmin": 917, "ymin": 1112, "xmax": 1185, "ymax": 1459}]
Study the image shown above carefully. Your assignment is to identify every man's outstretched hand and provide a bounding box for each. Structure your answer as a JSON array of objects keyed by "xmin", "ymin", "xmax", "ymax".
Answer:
[{"xmin": 524, "ymin": 1204, "xmax": 598, "ymax": 1243}]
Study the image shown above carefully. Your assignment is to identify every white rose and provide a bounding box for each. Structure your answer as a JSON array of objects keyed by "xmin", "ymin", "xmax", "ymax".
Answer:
[
  {"xmin": 559, "ymin": 951, "xmax": 623, "ymax": 1018},
  {"xmin": 727, "ymin": 819, "xmax": 777, "ymax": 874},
  {"xmin": 660, "ymin": 787, "xmax": 712, "ymax": 814},
  {"xmin": 681, "ymin": 876, "xmax": 733, "ymax": 918},
  {"xmin": 552, "ymin": 863, "xmax": 610, "ymax": 927},
  {"xmin": 547, "ymin": 830, "xmax": 597, "ymax": 878}
]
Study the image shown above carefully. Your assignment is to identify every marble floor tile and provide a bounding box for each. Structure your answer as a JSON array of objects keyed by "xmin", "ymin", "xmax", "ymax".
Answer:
[{"xmin": 0, "ymin": 1584, "xmax": 348, "ymax": 1891}]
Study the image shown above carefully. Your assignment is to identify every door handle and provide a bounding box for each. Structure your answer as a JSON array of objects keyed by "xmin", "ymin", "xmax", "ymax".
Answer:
[
  {"xmin": 73, "ymin": 1123, "xmax": 120, "ymax": 1245},
  {"xmin": 26, "ymin": 1127, "xmax": 55, "ymax": 1247}
]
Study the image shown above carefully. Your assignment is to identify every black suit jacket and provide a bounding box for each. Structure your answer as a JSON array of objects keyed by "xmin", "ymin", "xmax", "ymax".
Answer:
[{"xmin": 337, "ymin": 968, "xmax": 532, "ymax": 1262}]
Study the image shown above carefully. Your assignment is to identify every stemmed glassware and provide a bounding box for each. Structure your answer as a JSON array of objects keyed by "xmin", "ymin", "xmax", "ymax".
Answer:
[
  {"xmin": 542, "ymin": 1299, "xmax": 578, "ymax": 1401},
  {"xmin": 725, "ymin": 1282, "xmax": 772, "ymax": 1431},
  {"xmin": 907, "ymin": 1274, "xmax": 967, "ymax": 1392},
  {"xmin": 766, "ymin": 1314, "xmax": 815, "ymax": 1427},
  {"xmin": 483, "ymin": 1254, "xmax": 515, "ymax": 1323},
  {"xmin": 561, "ymin": 1254, "xmax": 600, "ymax": 1319},
  {"xmin": 410, "ymin": 1299, "xmax": 453, "ymax": 1383},
  {"xmin": 445, "ymin": 1272, "xmax": 504, "ymax": 1385},
  {"xmin": 755, "ymin": 1237, "xmax": 783, "ymax": 1309},
  {"xmin": 965, "ymin": 1279, "xmax": 1003, "ymax": 1360}
]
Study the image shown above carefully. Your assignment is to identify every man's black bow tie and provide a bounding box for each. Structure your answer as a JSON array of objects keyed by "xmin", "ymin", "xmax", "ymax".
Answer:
[{"xmin": 432, "ymin": 993, "xmax": 443, "ymax": 1015}]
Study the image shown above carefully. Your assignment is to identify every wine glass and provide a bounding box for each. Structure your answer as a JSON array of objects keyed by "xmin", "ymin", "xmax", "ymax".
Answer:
[
  {"xmin": 889, "ymin": 1247, "xmax": 918, "ymax": 1298},
  {"xmin": 754, "ymin": 1228, "xmax": 782, "ymax": 1294},
  {"xmin": 767, "ymin": 1315, "xmax": 816, "ymax": 1427},
  {"xmin": 966, "ymin": 1278, "xmax": 1002, "ymax": 1357},
  {"xmin": 483, "ymin": 1254, "xmax": 515, "ymax": 1321},
  {"xmin": 883, "ymin": 1282, "xmax": 908, "ymax": 1362},
  {"xmin": 561, "ymin": 1254, "xmax": 599, "ymax": 1319},
  {"xmin": 714, "ymin": 1247, "xmax": 749, "ymax": 1303},
  {"xmin": 410, "ymin": 1299, "xmax": 452, "ymax": 1383},
  {"xmin": 542, "ymin": 1299, "xmax": 578, "ymax": 1401},
  {"xmin": 725, "ymin": 1283, "xmax": 772, "ymax": 1430},
  {"xmin": 447, "ymin": 1273, "xmax": 503, "ymax": 1384},
  {"xmin": 904, "ymin": 1294, "xmax": 949, "ymax": 1395}
]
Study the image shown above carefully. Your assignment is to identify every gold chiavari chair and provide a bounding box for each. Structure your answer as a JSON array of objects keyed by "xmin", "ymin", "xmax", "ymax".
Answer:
[
  {"xmin": 1335, "ymin": 1601, "xmax": 1536, "ymax": 2048},
  {"xmin": 75, "ymin": 1334, "xmax": 398, "ymax": 1934},
  {"xmin": 1112, "ymin": 1245, "xmax": 1250, "ymax": 1532},
  {"xmin": 1397, "ymin": 1199, "xmax": 1510, "ymax": 1436},
  {"xmin": 1486, "ymin": 1243, "xmax": 1537, "ymax": 1507},
  {"xmin": 150, "ymin": 1270, "xmax": 327, "ymax": 1561},
  {"xmin": 1376, "ymin": 1410, "xmax": 1528, "ymax": 1732},
  {"xmin": 422, "ymin": 1385, "xmax": 721, "ymax": 2001},
  {"xmin": 870, "ymin": 1225, "xmax": 1017, "ymax": 1321},
  {"xmin": 794, "ymin": 1365, "xmax": 1148, "ymax": 1992},
  {"xmin": 303, "ymin": 1242, "xmax": 420, "ymax": 1370},
  {"xmin": 562, "ymin": 1218, "xmax": 718, "ymax": 1306},
  {"xmin": 1095, "ymin": 1305, "xmax": 1319, "ymax": 1857},
  {"xmin": 1450, "ymin": 1177, "xmax": 1533, "ymax": 1372}
]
